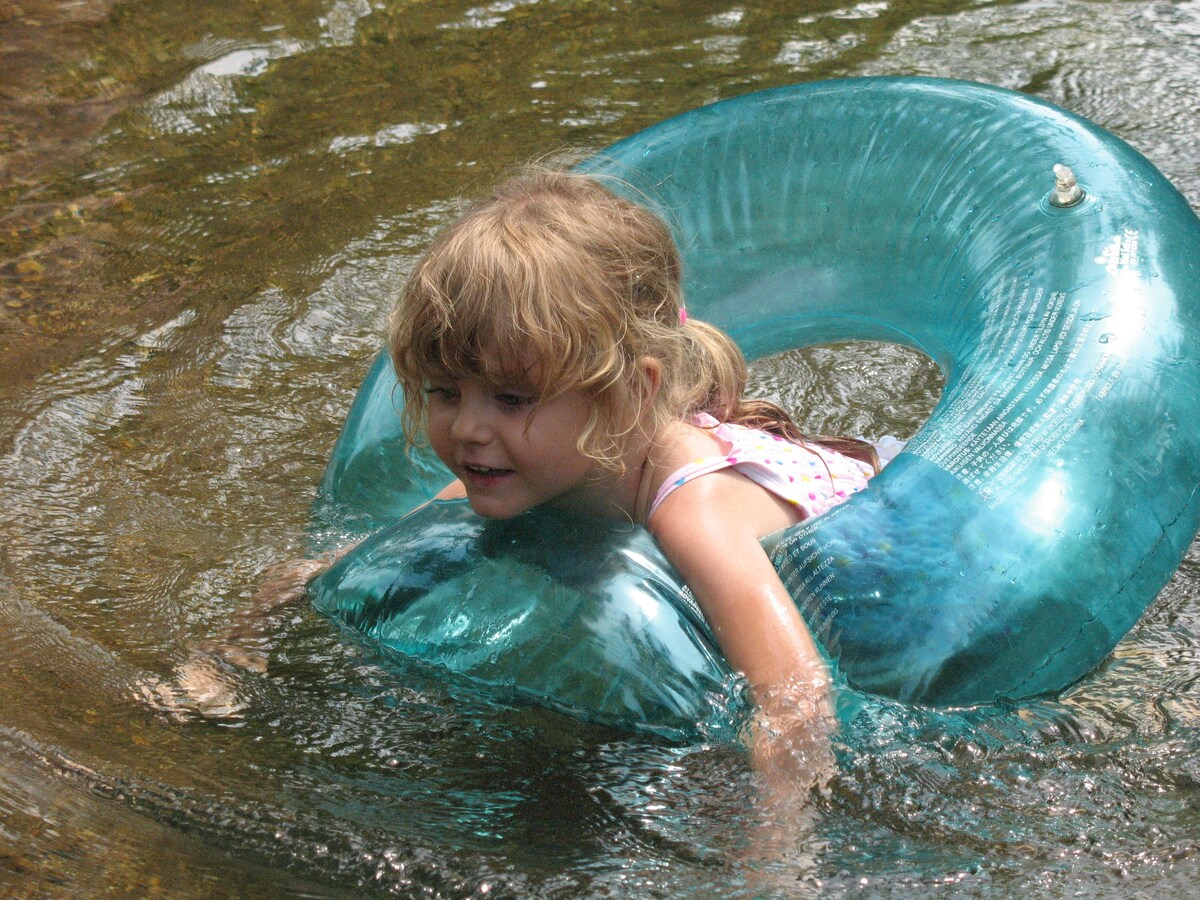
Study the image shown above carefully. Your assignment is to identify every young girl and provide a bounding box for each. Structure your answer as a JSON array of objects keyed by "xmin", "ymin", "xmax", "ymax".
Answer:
[
  {"xmin": 161, "ymin": 166, "xmax": 879, "ymax": 785},
  {"xmin": 388, "ymin": 168, "xmax": 879, "ymax": 781}
]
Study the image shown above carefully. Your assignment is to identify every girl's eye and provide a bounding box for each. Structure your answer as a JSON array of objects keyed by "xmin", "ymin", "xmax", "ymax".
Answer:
[
  {"xmin": 495, "ymin": 392, "xmax": 535, "ymax": 409},
  {"xmin": 424, "ymin": 385, "xmax": 459, "ymax": 402}
]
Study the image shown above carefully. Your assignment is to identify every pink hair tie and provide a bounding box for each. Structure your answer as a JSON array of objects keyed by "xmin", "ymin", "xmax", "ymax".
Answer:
[{"xmin": 678, "ymin": 308, "xmax": 688, "ymax": 325}]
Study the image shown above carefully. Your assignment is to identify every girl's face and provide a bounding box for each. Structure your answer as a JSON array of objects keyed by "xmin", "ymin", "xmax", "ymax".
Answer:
[{"xmin": 423, "ymin": 370, "xmax": 610, "ymax": 520}]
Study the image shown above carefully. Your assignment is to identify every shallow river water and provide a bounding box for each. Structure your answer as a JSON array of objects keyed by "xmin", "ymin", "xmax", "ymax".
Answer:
[{"xmin": 4, "ymin": 0, "xmax": 1200, "ymax": 896}]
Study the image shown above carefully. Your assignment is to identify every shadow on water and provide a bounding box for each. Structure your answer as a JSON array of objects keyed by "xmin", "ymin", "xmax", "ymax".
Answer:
[{"xmin": 4, "ymin": 0, "xmax": 1200, "ymax": 895}]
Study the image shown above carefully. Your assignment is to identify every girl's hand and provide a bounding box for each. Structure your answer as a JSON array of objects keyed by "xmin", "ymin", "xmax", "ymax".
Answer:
[
  {"xmin": 745, "ymin": 677, "xmax": 838, "ymax": 801},
  {"xmin": 735, "ymin": 688, "xmax": 837, "ymax": 878},
  {"xmin": 143, "ymin": 484, "xmax": 460, "ymax": 722},
  {"xmin": 142, "ymin": 552, "xmax": 346, "ymax": 721}
]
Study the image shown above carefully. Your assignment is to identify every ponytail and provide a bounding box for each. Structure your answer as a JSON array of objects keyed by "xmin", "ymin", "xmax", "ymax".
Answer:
[
  {"xmin": 679, "ymin": 317, "xmax": 881, "ymax": 474},
  {"xmin": 676, "ymin": 318, "xmax": 746, "ymax": 422}
]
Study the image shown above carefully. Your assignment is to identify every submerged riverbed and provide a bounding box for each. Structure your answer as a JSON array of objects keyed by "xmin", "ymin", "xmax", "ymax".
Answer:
[{"xmin": 4, "ymin": 1, "xmax": 1200, "ymax": 896}]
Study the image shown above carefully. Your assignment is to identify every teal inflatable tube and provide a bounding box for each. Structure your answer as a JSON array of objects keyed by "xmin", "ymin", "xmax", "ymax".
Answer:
[{"xmin": 312, "ymin": 77, "xmax": 1200, "ymax": 731}]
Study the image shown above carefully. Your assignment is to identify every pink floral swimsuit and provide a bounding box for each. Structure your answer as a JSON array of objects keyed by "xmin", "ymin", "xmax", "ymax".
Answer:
[{"xmin": 647, "ymin": 413, "xmax": 874, "ymax": 521}]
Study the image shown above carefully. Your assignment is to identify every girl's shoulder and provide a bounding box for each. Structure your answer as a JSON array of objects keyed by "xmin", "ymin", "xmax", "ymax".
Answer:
[
  {"xmin": 654, "ymin": 413, "xmax": 811, "ymax": 477},
  {"xmin": 654, "ymin": 416, "xmax": 728, "ymax": 468},
  {"xmin": 646, "ymin": 416, "xmax": 807, "ymax": 537}
]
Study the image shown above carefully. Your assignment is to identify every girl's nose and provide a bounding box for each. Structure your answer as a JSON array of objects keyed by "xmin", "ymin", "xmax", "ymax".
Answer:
[{"xmin": 449, "ymin": 398, "xmax": 491, "ymax": 443}]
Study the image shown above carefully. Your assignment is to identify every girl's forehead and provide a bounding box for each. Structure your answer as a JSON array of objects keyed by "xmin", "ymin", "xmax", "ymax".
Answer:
[
  {"xmin": 416, "ymin": 326, "xmax": 578, "ymax": 394},
  {"xmin": 425, "ymin": 354, "xmax": 544, "ymax": 389}
]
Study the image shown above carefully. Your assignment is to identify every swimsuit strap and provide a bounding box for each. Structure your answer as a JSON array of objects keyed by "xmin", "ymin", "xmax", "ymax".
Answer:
[
  {"xmin": 647, "ymin": 413, "xmax": 872, "ymax": 521},
  {"xmin": 647, "ymin": 414, "xmax": 730, "ymax": 518}
]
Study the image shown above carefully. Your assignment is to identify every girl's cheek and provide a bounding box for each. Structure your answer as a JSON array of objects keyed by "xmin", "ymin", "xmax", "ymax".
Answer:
[{"xmin": 425, "ymin": 408, "xmax": 452, "ymax": 447}]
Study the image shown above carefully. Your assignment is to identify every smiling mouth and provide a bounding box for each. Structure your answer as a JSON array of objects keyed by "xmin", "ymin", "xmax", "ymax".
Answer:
[{"xmin": 463, "ymin": 464, "xmax": 512, "ymax": 477}]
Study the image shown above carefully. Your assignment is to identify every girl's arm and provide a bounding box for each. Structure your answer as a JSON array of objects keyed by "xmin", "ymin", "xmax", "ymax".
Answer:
[
  {"xmin": 239, "ymin": 478, "xmax": 467, "ymax": 620},
  {"xmin": 152, "ymin": 480, "xmax": 468, "ymax": 718},
  {"xmin": 649, "ymin": 469, "xmax": 835, "ymax": 790}
]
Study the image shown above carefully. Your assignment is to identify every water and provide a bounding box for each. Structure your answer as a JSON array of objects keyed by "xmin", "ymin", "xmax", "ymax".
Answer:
[{"xmin": 4, "ymin": 0, "xmax": 1200, "ymax": 895}]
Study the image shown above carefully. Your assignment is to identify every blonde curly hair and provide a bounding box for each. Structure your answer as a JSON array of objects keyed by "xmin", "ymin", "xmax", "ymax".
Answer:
[{"xmin": 388, "ymin": 168, "xmax": 878, "ymax": 474}]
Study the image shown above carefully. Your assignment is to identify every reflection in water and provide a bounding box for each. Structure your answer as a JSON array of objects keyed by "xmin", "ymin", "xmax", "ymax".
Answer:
[{"xmin": 3, "ymin": 0, "xmax": 1200, "ymax": 895}]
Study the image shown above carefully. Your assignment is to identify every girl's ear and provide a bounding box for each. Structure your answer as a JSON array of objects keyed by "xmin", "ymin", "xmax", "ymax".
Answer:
[{"xmin": 636, "ymin": 356, "xmax": 663, "ymax": 408}]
